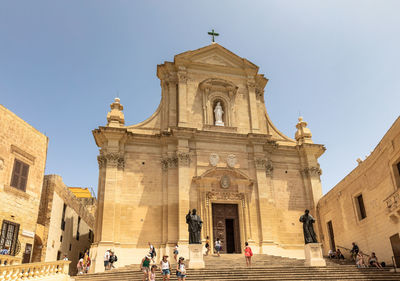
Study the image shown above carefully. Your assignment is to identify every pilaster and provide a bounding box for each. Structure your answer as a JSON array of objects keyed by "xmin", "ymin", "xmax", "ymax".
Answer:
[
  {"xmin": 177, "ymin": 68, "xmax": 188, "ymax": 127},
  {"xmin": 247, "ymin": 78, "xmax": 259, "ymax": 132},
  {"xmin": 253, "ymin": 145, "xmax": 275, "ymax": 249}
]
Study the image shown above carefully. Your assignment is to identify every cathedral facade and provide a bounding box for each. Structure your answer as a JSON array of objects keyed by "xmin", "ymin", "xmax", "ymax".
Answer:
[{"xmin": 90, "ymin": 44, "xmax": 325, "ymax": 272}]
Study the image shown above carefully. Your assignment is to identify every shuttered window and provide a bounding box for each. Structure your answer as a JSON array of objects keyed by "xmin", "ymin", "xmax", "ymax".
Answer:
[{"xmin": 10, "ymin": 159, "xmax": 29, "ymax": 192}]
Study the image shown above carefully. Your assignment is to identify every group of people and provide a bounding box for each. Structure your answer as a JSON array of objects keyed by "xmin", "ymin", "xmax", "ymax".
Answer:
[
  {"xmin": 141, "ymin": 242, "xmax": 186, "ymax": 281},
  {"xmin": 0, "ymin": 245, "xmax": 10, "ymax": 255},
  {"xmin": 350, "ymin": 242, "xmax": 384, "ymax": 269},
  {"xmin": 328, "ymin": 248, "xmax": 345, "ymax": 259},
  {"xmin": 140, "ymin": 239, "xmax": 254, "ymax": 280},
  {"xmin": 329, "ymin": 242, "xmax": 384, "ymax": 269},
  {"xmin": 77, "ymin": 249, "xmax": 92, "ymax": 275},
  {"xmin": 103, "ymin": 249, "xmax": 118, "ymax": 271}
]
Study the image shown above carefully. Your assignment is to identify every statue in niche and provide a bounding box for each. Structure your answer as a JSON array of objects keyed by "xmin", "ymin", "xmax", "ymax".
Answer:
[
  {"xmin": 214, "ymin": 101, "xmax": 224, "ymax": 126},
  {"xmin": 186, "ymin": 209, "xmax": 203, "ymax": 244},
  {"xmin": 299, "ymin": 209, "xmax": 318, "ymax": 244}
]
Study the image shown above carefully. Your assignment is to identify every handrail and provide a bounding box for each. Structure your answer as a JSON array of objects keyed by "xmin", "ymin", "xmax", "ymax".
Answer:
[
  {"xmin": 0, "ymin": 255, "xmax": 21, "ymax": 266},
  {"xmin": 336, "ymin": 245, "xmax": 370, "ymax": 257},
  {"xmin": 392, "ymin": 256, "xmax": 397, "ymax": 271},
  {"xmin": 0, "ymin": 260, "xmax": 70, "ymax": 281}
]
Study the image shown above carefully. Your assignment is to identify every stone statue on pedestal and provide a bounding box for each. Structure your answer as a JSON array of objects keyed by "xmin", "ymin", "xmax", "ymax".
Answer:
[
  {"xmin": 299, "ymin": 209, "xmax": 318, "ymax": 244},
  {"xmin": 214, "ymin": 102, "xmax": 224, "ymax": 126},
  {"xmin": 186, "ymin": 209, "xmax": 203, "ymax": 244}
]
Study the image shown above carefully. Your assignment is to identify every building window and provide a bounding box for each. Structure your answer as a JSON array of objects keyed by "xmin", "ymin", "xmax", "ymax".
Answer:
[
  {"xmin": 76, "ymin": 217, "xmax": 81, "ymax": 241},
  {"xmin": 61, "ymin": 204, "xmax": 66, "ymax": 230},
  {"xmin": 69, "ymin": 243, "xmax": 72, "ymax": 251},
  {"xmin": 88, "ymin": 230, "xmax": 93, "ymax": 243},
  {"xmin": 10, "ymin": 159, "xmax": 29, "ymax": 192},
  {"xmin": 355, "ymin": 194, "xmax": 367, "ymax": 220},
  {"xmin": 0, "ymin": 220, "xmax": 20, "ymax": 256},
  {"xmin": 60, "ymin": 235, "xmax": 63, "ymax": 242}
]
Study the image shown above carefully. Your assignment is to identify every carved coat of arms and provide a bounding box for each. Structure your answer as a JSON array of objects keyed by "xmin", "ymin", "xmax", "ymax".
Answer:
[
  {"xmin": 209, "ymin": 153, "xmax": 219, "ymax": 166},
  {"xmin": 226, "ymin": 154, "xmax": 237, "ymax": 168}
]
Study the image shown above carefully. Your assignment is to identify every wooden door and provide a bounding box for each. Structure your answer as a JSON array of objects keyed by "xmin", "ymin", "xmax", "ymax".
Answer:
[
  {"xmin": 390, "ymin": 233, "xmax": 400, "ymax": 267},
  {"xmin": 22, "ymin": 243, "xmax": 32, "ymax": 264},
  {"xmin": 212, "ymin": 204, "xmax": 241, "ymax": 253},
  {"xmin": 327, "ymin": 221, "xmax": 336, "ymax": 251}
]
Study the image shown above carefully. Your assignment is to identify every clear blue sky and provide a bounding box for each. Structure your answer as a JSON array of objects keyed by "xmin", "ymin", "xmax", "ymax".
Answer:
[{"xmin": 1, "ymin": 1, "xmax": 399, "ymax": 195}]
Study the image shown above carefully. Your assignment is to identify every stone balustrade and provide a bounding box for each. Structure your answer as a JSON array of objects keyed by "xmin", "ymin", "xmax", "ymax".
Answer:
[
  {"xmin": 384, "ymin": 189, "xmax": 400, "ymax": 222},
  {"xmin": 0, "ymin": 256, "xmax": 21, "ymax": 266},
  {"xmin": 0, "ymin": 260, "xmax": 71, "ymax": 281}
]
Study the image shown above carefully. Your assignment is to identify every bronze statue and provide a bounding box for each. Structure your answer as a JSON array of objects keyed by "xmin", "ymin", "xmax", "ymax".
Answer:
[
  {"xmin": 186, "ymin": 209, "xmax": 203, "ymax": 244},
  {"xmin": 299, "ymin": 209, "xmax": 318, "ymax": 244}
]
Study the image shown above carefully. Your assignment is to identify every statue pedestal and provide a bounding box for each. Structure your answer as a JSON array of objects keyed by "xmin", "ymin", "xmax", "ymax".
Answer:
[
  {"xmin": 304, "ymin": 243, "xmax": 326, "ymax": 267},
  {"xmin": 188, "ymin": 244, "xmax": 205, "ymax": 269},
  {"xmin": 215, "ymin": 121, "xmax": 224, "ymax": 126}
]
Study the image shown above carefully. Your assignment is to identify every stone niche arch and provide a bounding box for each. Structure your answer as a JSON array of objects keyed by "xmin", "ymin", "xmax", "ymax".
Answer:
[{"xmin": 199, "ymin": 78, "xmax": 238, "ymax": 127}]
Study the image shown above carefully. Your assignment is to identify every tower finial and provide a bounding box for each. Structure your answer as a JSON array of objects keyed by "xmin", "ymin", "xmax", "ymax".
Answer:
[
  {"xmin": 295, "ymin": 116, "xmax": 313, "ymax": 145},
  {"xmin": 106, "ymin": 98, "xmax": 125, "ymax": 127}
]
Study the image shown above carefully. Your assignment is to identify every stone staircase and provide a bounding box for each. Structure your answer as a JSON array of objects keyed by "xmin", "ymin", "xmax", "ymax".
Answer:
[{"xmin": 74, "ymin": 254, "xmax": 400, "ymax": 281}]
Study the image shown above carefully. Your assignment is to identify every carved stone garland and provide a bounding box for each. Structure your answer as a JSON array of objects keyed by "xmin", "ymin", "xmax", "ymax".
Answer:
[{"xmin": 206, "ymin": 191, "xmax": 245, "ymax": 208}]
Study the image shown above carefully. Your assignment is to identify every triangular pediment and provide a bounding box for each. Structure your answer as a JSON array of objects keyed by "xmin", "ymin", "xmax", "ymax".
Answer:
[{"xmin": 174, "ymin": 44, "xmax": 259, "ymax": 71}]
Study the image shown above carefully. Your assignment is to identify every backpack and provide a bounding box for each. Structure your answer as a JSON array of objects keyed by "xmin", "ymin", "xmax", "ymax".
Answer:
[{"xmin": 152, "ymin": 248, "xmax": 156, "ymax": 257}]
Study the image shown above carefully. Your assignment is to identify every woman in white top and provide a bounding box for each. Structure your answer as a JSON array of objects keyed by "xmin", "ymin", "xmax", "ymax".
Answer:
[
  {"xmin": 176, "ymin": 257, "xmax": 186, "ymax": 281},
  {"xmin": 160, "ymin": 255, "xmax": 171, "ymax": 281},
  {"xmin": 215, "ymin": 238, "xmax": 222, "ymax": 257}
]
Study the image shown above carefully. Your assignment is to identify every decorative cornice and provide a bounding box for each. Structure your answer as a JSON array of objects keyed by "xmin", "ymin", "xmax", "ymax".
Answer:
[{"xmin": 206, "ymin": 191, "xmax": 245, "ymax": 207}]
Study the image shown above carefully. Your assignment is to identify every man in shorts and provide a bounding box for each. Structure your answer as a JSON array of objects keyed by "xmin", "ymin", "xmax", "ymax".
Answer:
[{"xmin": 104, "ymin": 249, "xmax": 110, "ymax": 270}]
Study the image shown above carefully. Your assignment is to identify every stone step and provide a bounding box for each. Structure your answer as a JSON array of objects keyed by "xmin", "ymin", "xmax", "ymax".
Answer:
[{"xmin": 74, "ymin": 254, "xmax": 400, "ymax": 281}]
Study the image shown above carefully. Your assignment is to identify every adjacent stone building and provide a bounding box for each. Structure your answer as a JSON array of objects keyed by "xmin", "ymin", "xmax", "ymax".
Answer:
[
  {"xmin": 90, "ymin": 44, "xmax": 326, "ymax": 272},
  {"xmin": 317, "ymin": 117, "xmax": 400, "ymax": 265},
  {"xmin": 34, "ymin": 175, "xmax": 95, "ymax": 275},
  {"xmin": 0, "ymin": 105, "xmax": 48, "ymax": 263}
]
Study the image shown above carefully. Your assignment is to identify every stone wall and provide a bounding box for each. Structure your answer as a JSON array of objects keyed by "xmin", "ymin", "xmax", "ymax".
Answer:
[
  {"xmin": 317, "ymin": 117, "xmax": 400, "ymax": 264},
  {"xmin": 0, "ymin": 105, "xmax": 48, "ymax": 261},
  {"xmin": 37, "ymin": 175, "xmax": 95, "ymax": 275}
]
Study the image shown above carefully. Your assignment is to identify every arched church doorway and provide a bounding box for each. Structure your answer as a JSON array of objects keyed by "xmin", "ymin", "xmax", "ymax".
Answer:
[{"xmin": 212, "ymin": 203, "xmax": 241, "ymax": 253}]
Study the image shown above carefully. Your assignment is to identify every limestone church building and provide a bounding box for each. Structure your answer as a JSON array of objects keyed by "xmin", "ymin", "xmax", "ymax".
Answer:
[{"xmin": 90, "ymin": 44, "xmax": 325, "ymax": 272}]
